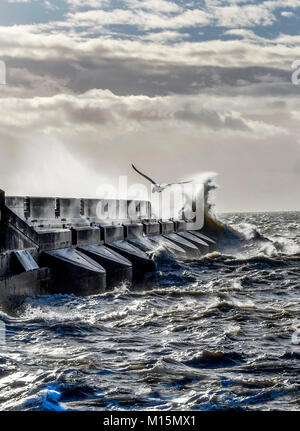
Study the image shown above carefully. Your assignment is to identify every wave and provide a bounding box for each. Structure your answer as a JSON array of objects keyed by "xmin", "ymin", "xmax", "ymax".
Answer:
[
  {"xmin": 194, "ymin": 176, "xmax": 300, "ymax": 259},
  {"xmin": 184, "ymin": 350, "xmax": 245, "ymax": 369},
  {"xmin": 202, "ymin": 211, "xmax": 299, "ymax": 259}
]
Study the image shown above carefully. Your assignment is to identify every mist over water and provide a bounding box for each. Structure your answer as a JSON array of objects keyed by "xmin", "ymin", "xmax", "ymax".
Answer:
[{"xmin": 0, "ymin": 210, "xmax": 299, "ymax": 411}]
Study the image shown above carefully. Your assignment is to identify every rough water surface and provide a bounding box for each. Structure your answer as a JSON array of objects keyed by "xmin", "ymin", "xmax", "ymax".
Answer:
[{"xmin": 0, "ymin": 211, "xmax": 299, "ymax": 411}]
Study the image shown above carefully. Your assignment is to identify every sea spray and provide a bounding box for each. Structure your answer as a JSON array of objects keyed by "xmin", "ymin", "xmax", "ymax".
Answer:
[{"xmin": 191, "ymin": 174, "xmax": 242, "ymax": 245}]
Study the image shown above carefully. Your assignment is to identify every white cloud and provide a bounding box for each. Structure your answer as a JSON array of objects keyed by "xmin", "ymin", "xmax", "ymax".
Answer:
[
  {"xmin": 1, "ymin": 24, "xmax": 300, "ymax": 70},
  {"xmin": 0, "ymin": 0, "xmax": 300, "ymax": 210},
  {"xmin": 281, "ymin": 11, "xmax": 294, "ymax": 17},
  {"xmin": 64, "ymin": 8, "xmax": 211, "ymax": 31},
  {"xmin": 141, "ymin": 30, "xmax": 190, "ymax": 43},
  {"xmin": 0, "ymin": 90, "xmax": 270, "ymax": 132},
  {"xmin": 64, "ymin": 0, "xmax": 109, "ymax": 9},
  {"xmin": 126, "ymin": 0, "xmax": 183, "ymax": 13},
  {"xmin": 212, "ymin": 4, "xmax": 275, "ymax": 27}
]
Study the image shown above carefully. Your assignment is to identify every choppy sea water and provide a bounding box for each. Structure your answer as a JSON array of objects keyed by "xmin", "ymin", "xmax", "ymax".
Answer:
[{"xmin": 0, "ymin": 211, "xmax": 299, "ymax": 411}]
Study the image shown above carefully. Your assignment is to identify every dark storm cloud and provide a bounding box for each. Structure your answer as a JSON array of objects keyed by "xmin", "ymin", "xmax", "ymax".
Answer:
[{"xmin": 1, "ymin": 53, "xmax": 293, "ymax": 99}]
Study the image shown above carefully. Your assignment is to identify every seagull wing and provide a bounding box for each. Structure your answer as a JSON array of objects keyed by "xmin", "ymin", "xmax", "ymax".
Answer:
[
  {"xmin": 132, "ymin": 164, "xmax": 157, "ymax": 185},
  {"xmin": 164, "ymin": 181, "xmax": 192, "ymax": 188}
]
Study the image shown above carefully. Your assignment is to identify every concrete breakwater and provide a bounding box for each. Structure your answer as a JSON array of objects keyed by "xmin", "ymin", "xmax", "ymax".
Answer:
[{"xmin": 0, "ymin": 190, "xmax": 216, "ymax": 307}]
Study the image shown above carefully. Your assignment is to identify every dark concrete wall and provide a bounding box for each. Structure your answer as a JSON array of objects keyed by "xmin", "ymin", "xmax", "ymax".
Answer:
[
  {"xmin": 101, "ymin": 225, "xmax": 124, "ymax": 243},
  {"xmin": 0, "ymin": 267, "xmax": 52, "ymax": 310},
  {"xmin": 0, "ymin": 251, "xmax": 11, "ymax": 277},
  {"xmin": 84, "ymin": 199, "xmax": 117, "ymax": 220},
  {"xmin": 143, "ymin": 222, "xmax": 160, "ymax": 236},
  {"xmin": 174, "ymin": 220, "xmax": 187, "ymax": 232},
  {"xmin": 3, "ymin": 225, "xmax": 38, "ymax": 252},
  {"xmin": 5, "ymin": 196, "xmax": 58, "ymax": 225},
  {"xmin": 59, "ymin": 198, "xmax": 81, "ymax": 219},
  {"xmin": 127, "ymin": 200, "xmax": 149, "ymax": 220},
  {"xmin": 5, "ymin": 196, "xmax": 25, "ymax": 219},
  {"xmin": 160, "ymin": 221, "xmax": 174, "ymax": 235},
  {"xmin": 5, "ymin": 196, "xmax": 82, "ymax": 221},
  {"xmin": 30, "ymin": 198, "xmax": 56, "ymax": 220},
  {"xmin": 107, "ymin": 242, "xmax": 155, "ymax": 281},
  {"xmin": 84, "ymin": 199, "xmax": 150, "ymax": 222},
  {"xmin": 0, "ymin": 190, "xmax": 5, "ymax": 251},
  {"xmin": 83, "ymin": 199, "xmax": 99, "ymax": 218},
  {"xmin": 0, "ymin": 249, "xmax": 39, "ymax": 277},
  {"xmin": 0, "ymin": 190, "xmax": 4, "ymax": 223},
  {"xmin": 5, "ymin": 196, "xmax": 152, "ymax": 225},
  {"xmin": 72, "ymin": 227, "xmax": 101, "ymax": 246},
  {"xmin": 40, "ymin": 250, "xmax": 106, "ymax": 296},
  {"xmin": 38, "ymin": 230, "xmax": 72, "ymax": 251},
  {"xmin": 124, "ymin": 223, "xmax": 144, "ymax": 239},
  {"xmin": 3, "ymin": 207, "xmax": 40, "ymax": 251}
]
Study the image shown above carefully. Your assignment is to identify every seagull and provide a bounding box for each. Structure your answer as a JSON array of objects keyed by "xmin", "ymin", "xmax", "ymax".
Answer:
[{"xmin": 132, "ymin": 164, "xmax": 192, "ymax": 193}]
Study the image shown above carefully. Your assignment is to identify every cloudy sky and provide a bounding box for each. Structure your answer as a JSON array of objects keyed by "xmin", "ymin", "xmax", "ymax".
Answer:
[{"xmin": 0, "ymin": 0, "xmax": 299, "ymax": 212}]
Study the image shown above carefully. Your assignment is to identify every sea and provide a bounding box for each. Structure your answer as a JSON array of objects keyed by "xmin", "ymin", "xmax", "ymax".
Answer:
[{"xmin": 0, "ymin": 211, "xmax": 299, "ymax": 411}]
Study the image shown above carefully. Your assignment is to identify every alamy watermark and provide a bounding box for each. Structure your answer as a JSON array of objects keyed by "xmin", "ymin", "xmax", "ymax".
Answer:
[
  {"xmin": 291, "ymin": 60, "xmax": 300, "ymax": 86},
  {"xmin": 94, "ymin": 176, "xmax": 205, "ymax": 231},
  {"xmin": 0, "ymin": 60, "xmax": 6, "ymax": 85}
]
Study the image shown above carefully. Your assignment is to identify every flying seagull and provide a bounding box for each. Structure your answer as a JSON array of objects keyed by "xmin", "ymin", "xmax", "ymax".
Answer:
[{"xmin": 132, "ymin": 164, "xmax": 192, "ymax": 193}]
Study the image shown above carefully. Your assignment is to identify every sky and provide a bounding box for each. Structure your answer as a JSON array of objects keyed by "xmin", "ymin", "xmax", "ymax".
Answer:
[{"xmin": 0, "ymin": 0, "xmax": 299, "ymax": 212}]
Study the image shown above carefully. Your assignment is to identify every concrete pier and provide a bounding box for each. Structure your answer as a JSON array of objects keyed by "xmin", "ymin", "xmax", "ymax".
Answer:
[
  {"xmin": 148, "ymin": 235, "xmax": 186, "ymax": 258},
  {"xmin": 124, "ymin": 223, "xmax": 144, "ymax": 239},
  {"xmin": 71, "ymin": 226, "xmax": 100, "ymax": 247},
  {"xmin": 101, "ymin": 225, "xmax": 124, "ymax": 243},
  {"xmin": 107, "ymin": 241, "xmax": 155, "ymax": 281},
  {"xmin": 162, "ymin": 233, "xmax": 200, "ymax": 258},
  {"xmin": 174, "ymin": 220, "xmax": 187, "ymax": 232},
  {"xmin": 127, "ymin": 236, "xmax": 157, "ymax": 253},
  {"xmin": 159, "ymin": 221, "xmax": 174, "ymax": 235},
  {"xmin": 40, "ymin": 248, "xmax": 106, "ymax": 296},
  {"xmin": 0, "ymin": 191, "xmax": 217, "ymax": 303},
  {"xmin": 0, "ymin": 268, "xmax": 52, "ymax": 309},
  {"xmin": 78, "ymin": 245, "xmax": 132, "ymax": 287},
  {"xmin": 0, "ymin": 190, "xmax": 5, "ymax": 250},
  {"xmin": 188, "ymin": 231, "xmax": 217, "ymax": 251},
  {"xmin": 13, "ymin": 250, "xmax": 39, "ymax": 273},
  {"xmin": 143, "ymin": 221, "xmax": 160, "ymax": 236},
  {"xmin": 177, "ymin": 231, "xmax": 210, "ymax": 254}
]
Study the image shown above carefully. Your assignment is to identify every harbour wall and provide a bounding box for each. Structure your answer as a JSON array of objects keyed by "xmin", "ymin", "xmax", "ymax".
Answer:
[{"xmin": 0, "ymin": 191, "xmax": 216, "ymax": 305}]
